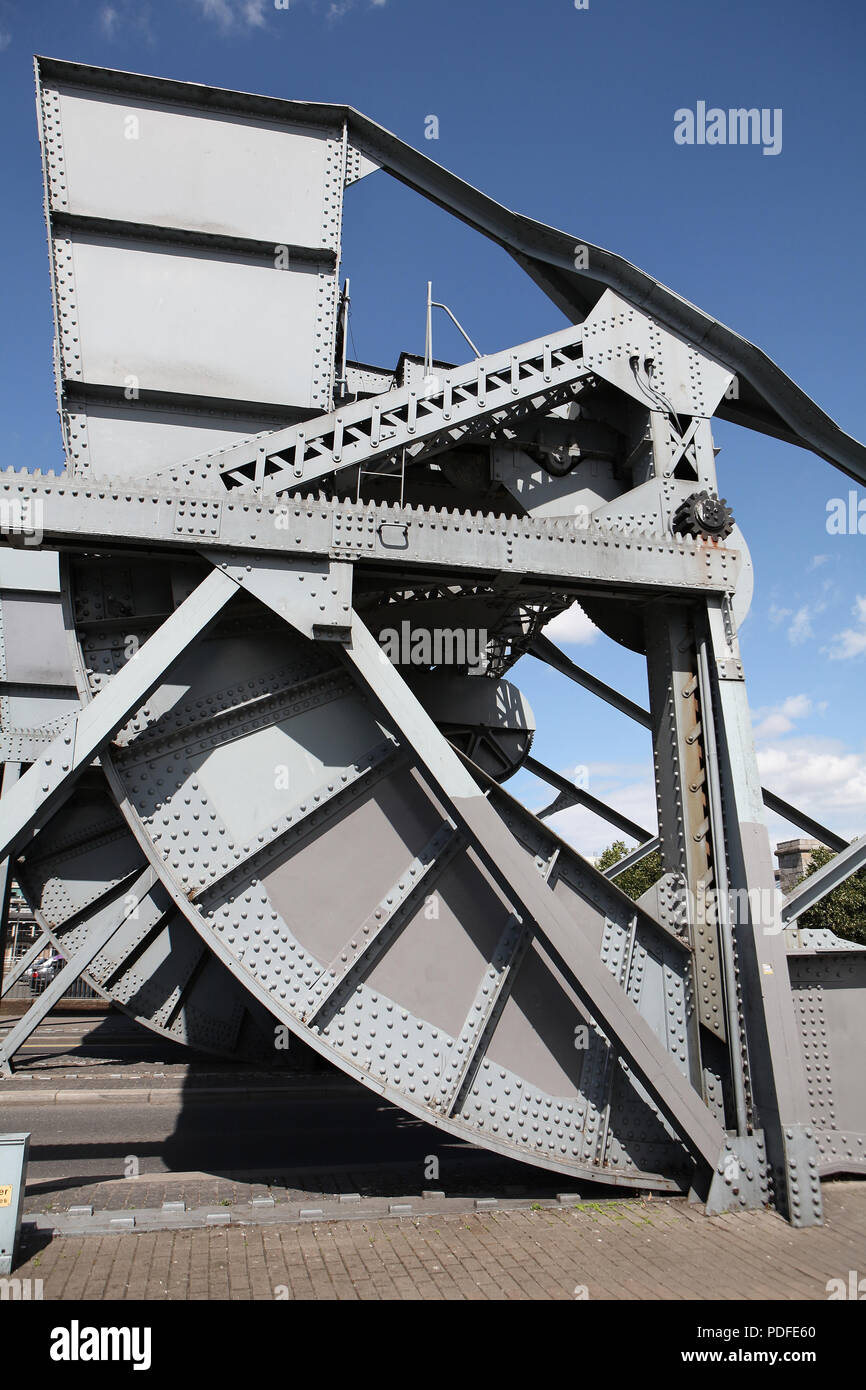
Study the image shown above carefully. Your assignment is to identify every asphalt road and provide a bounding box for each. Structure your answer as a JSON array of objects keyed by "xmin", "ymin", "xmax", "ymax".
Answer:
[
  {"xmin": 0, "ymin": 1011, "xmax": 445, "ymax": 1181},
  {"xmin": 4, "ymin": 1093, "xmax": 446, "ymax": 1185},
  {"xmin": 0, "ymin": 1010, "xmax": 569, "ymax": 1199}
]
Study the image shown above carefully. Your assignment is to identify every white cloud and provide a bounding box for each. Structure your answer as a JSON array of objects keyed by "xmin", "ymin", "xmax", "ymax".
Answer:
[
  {"xmin": 97, "ymin": 0, "xmax": 155, "ymax": 41},
  {"xmin": 825, "ymin": 593, "xmax": 866, "ymax": 660},
  {"xmin": 194, "ymin": 0, "xmax": 235, "ymax": 28},
  {"xmin": 190, "ymin": 0, "xmax": 386, "ymax": 26},
  {"xmin": 752, "ymin": 693, "xmax": 811, "ymax": 740},
  {"xmin": 788, "ymin": 604, "xmax": 815, "ymax": 645},
  {"xmin": 828, "ymin": 628, "xmax": 866, "ymax": 660},
  {"xmin": 757, "ymin": 737, "xmax": 866, "ymax": 844},
  {"xmin": 522, "ymin": 761, "xmax": 657, "ymax": 859},
  {"xmin": 328, "ymin": 0, "xmax": 388, "ymax": 17},
  {"xmin": 192, "ymin": 0, "xmax": 267, "ymax": 30},
  {"xmin": 542, "ymin": 602, "xmax": 600, "ymax": 647},
  {"xmin": 516, "ymin": 722, "xmax": 864, "ymax": 863},
  {"xmin": 808, "ymin": 554, "xmax": 829, "ymax": 571},
  {"xmin": 0, "ymin": 29, "xmax": 11, "ymax": 50},
  {"xmin": 769, "ymin": 595, "xmax": 830, "ymax": 647}
]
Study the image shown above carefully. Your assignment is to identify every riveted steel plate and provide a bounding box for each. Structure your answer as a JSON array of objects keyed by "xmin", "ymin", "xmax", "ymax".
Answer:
[
  {"xmin": 788, "ymin": 943, "xmax": 866, "ymax": 1176},
  {"xmin": 583, "ymin": 290, "xmax": 734, "ymax": 418},
  {"xmin": 48, "ymin": 86, "xmax": 343, "ymax": 249},
  {"xmin": 36, "ymin": 61, "xmax": 346, "ymax": 478},
  {"xmin": 15, "ymin": 779, "xmax": 290, "ymax": 1063},
  {"xmin": 56, "ymin": 551, "xmax": 708, "ymax": 1190}
]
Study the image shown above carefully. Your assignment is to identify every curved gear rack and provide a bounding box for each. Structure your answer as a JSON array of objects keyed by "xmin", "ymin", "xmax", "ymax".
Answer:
[{"xmin": 1, "ymin": 58, "xmax": 864, "ymax": 1229}]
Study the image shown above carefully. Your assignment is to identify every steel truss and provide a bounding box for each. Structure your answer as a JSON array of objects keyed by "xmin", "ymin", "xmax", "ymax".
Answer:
[{"xmin": 0, "ymin": 59, "xmax": 863, "ymax": 1227}]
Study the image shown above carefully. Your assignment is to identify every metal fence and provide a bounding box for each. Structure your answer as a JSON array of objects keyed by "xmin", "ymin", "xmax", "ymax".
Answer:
[{"xmin": 2, "ymin": 958, "xmax": 101, "ymax": 1004}]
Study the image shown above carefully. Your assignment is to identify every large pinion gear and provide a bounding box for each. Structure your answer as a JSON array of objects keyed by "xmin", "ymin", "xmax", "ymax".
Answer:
[{"xmin": 673, "ymin": 489, "xmax": 735, "ymax": 541}]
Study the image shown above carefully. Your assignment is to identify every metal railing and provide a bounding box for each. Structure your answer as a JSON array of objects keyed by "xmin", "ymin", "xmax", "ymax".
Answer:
[{"xmin": 2, "ymin": 954, "xmax": 100, "ymax": 1003}]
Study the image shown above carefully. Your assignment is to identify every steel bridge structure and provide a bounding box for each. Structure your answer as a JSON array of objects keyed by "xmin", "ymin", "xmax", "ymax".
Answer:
[{"xmin": 1, "ymin": 57, "xmax": 864, "ymax": 1230}]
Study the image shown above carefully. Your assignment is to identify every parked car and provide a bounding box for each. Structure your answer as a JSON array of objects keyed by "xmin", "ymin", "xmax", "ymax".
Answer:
[{"xmin": 30, "ymin": 953, "xmax": 64, "ymax": 991}]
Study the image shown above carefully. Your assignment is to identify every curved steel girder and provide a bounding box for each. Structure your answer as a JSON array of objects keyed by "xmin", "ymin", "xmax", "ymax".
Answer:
[
  {"xmin": 35, "ymin": 56, "xmax": 866, "ymax": 483},
  {"xmin": 13, "ymin": 778, "xmax": 288, "ymax": 1062},
  {"xmin": 59, "ymin": 551, "xmax": 707, "ymax": 1192}
]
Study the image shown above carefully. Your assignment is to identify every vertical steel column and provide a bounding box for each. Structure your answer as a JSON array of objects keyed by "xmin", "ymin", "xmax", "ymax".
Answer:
[
  {"xmin": 0, "ymin": 764, "xmax": 21, "ymax": 1000},
  {"xmin": 645, "ymin": 605, "xmax": 726, "ymax": 1057},
  {"xmin": 642, "ymin": 412, "xmax": 768, "ymax": 1213},
  {"xmin": 696, "ymin": 632, "xmax": 750, "ymax": 1139},
  {"xmin": 704, "ymin": 597, "xmax": 822, "ymax": 1225}
]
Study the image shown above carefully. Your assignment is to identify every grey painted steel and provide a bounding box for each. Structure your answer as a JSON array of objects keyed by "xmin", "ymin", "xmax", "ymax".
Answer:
[
  {"xmin": 36, "ymin": 59, "xmax": 348, "ymax": 477},
  {"xmin": 0, "ymin": 58, "xmax": 860, "ymax": 1221},
  {"xmin": 33, "ymin": 57, "xmax": 866, "ymax": 483},
  {"xmin": 197, "ymin": 324, "xmax": 588, "ymax": 493},
  {"xmin": 463, "ymin": 753, "xmax": 688, "ymax": 958},
  {"xmin": 603, "ymin": 838, "xmax": 662, "ymax": 880},
  {"xmin": 0, "ymin": 1133, "xmax": 29, "ymax": 1275},
  {"xmin": 0, "ymin": 568, "xmax": 235, "ymax": 861},
  {"xmin": 645, "ymin": 603, "xmax": 727, "ymax": 1047},
  {"xmin": 696, "ymin": 631, "xmax": 748, "ymax": 1138},
  {"xmin": 0, "ymin": 764, "xmax": 20, "ymax": 998},
  {"xmin": 788, "ymin": 944, "xmax": 866, "ymax": 1177},
  {"xmin": 525, "ymin": 754, "xmax": 653, "ymax": 844},
  {"xmin": 0, "ymin": 476, "xmax": 743, "ymax": 600},
  {"xmin": 0, "ymin": 931, "xmax": 50, "ymax": 998},
  {"xmin": 339, "ymin": 609, "xmax": 725, "ymax": 1171},
  {"xmin": 530, "ymin": 634, "xmax": 653, "ymax": 728},
  {"xmin": 55, "ymin": 552, "xmax": 703, "ymax": 1190},
  {"xmin": 0, "ymin": 559, "xmax": 283, "ymax": 1059},
  {"xmin": 530, "ymin": 635, "xmax": 847, "ymax": 851},
  {"xmin": 761, "ymin": 791, "xmax": 848, "ymax": 856},
  {"xmin": 13, "ymin": 780, "xmax": 286, "ymax": 1063},
  {"xmin": 705, "ymin": 599, "xmax": 823, "ymax": 1226},
  {"xmin": 0, "ymin": 867, "xmax": 156, "ymax": 1074},
  {"xmin": 705, "ymin": 1132, "xmax": 770, "ymax": 1217},
  {"xmin": 781, "ymin": 836, "xmax": 866, "ymax": 922}
]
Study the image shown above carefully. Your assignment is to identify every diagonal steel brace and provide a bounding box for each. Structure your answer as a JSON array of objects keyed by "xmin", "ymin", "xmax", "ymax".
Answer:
[
  {"xmin": 0, "ymin": 568, "xmax": 236, "ymax": 863},
  {"xmin": 230, "ymin": 555, "xmax": 726, "ymax": 1173},
  {"xmin": 0, "ymin": 867, "xmax": 159, "ymax": 1075}
]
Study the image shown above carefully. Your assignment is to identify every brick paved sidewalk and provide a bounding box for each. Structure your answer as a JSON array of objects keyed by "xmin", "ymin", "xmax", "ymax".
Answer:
[{"xmin": 11, "ymin": 1181, "xmax": 865, "ymax": 1300}]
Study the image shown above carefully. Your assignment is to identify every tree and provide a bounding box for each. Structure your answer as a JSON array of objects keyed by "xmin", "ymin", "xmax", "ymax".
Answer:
[
  {"xmin": 597, "ymin": 839, "xmax": 663, "ymax": 902},
  {"xmin": 796, "ymin": 843, "xmax": 866, "ymax": 946}
]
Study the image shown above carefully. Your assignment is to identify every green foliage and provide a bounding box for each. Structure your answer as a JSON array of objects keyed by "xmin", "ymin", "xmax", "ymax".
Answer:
[
  {"xmin": 797, "ymin": 843, "xmax": 866, "ymax": 945},
  {"xmin": 598, "ymin": 839, "xmax": 664, "ymax": 902}
]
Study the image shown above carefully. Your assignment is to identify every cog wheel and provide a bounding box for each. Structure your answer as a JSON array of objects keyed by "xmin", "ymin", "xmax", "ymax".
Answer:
[{"xmin": 673, "ymin": 489, "xmax": 735, "ymax": 541}]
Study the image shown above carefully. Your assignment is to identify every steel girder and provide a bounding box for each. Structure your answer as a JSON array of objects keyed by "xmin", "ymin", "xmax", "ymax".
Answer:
[
  {"xmin": 0, "ymin": 59, "xmax": 863, "ymax": 1226},
  {"xmin": 63, "ymin": 552, "xmax": 714, "ymax": 1188},
  {"xmin": 8, "ymin": 774, "xmax": 297, "ymax": 1069},
  {"xmin": 33, "ymin": 56, "xmax": 866, "ymax": 482}
]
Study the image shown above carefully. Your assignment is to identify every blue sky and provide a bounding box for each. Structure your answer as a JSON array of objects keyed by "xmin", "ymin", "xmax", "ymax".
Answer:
[{"xmin": 0, "ymin": 0, "xmax": 863, "ymax": 856}]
